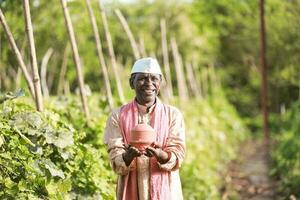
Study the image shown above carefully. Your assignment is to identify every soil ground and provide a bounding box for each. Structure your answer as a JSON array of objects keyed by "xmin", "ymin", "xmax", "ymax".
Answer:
[{"xmin": 221, "ymin": 139, "xmax": 280, "ymax": 200}]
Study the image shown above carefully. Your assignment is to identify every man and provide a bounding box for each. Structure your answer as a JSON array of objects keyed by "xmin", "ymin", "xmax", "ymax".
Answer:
[{"xmin": 104, "ymin": 57, "xmax": 185, "ymax": 200}]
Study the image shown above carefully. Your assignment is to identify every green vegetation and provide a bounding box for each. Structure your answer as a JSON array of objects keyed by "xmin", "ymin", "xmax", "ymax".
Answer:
[
  {"xmin": 1, "ymin": 0, "xmax": 300, "ymax": 198},
  {"xmin": 0, "ymin": 96, "xmax": 116, "ymax": 199},
  {"xmin": 271, "ymin": 101, "xmax": 300, "ymax": 197},
  {"xmin": 181, "ymin": 91, "xmax": 247, "ymax": 199},
  {"xmin": 0, "ymin": 91, "xmax": 247, "ymax": 199}
]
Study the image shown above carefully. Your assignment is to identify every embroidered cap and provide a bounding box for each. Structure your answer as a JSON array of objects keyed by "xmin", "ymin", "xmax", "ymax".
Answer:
[{"xmin": 131, "ymin": 57, "xmax": 162, "ymax": 75}]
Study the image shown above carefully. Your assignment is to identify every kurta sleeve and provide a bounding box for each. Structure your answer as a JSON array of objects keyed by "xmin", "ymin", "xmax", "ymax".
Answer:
[
  {"xmin": 104, "ymin": 108, "xmax": 135, "ymax": 175},
  {"xmin": 159, "ymin": 106, "xmax": 185, "ymax": 171}
]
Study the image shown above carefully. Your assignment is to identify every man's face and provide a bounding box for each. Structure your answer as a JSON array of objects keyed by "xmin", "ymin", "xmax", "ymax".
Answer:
[{"xmin": 130, "ymin": 73, "xmax": 162, "ymax": 105}]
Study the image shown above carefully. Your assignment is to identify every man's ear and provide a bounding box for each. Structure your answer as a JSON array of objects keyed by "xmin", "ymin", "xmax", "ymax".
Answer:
[{"xmin": 129, "ymin": 77, "xmax": 134, "ymax": 89}]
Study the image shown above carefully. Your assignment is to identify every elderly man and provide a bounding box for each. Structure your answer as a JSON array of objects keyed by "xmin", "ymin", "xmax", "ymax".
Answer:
[{"xmin": 104, "ymin": 57, "xmax": 185, "ymax": 200}]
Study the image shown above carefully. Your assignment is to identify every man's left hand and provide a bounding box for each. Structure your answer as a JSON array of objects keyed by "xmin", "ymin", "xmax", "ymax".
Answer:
[{"xmin": 145, "ymin": 143, "xmax": 170, "ymax": 164}]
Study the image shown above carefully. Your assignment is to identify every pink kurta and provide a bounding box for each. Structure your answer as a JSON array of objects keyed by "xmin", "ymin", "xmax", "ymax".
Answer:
[{"xmin": 104, "ymin": 99, "xmax": 185, "ymax": 200}]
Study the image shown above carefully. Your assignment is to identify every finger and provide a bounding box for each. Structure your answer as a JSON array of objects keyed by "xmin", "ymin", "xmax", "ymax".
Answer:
[
  {"xmin": 132, "ymin": 148, "xmax": 142, "ymax": 155},
  {"xmin": 146, "ymin": 146, "xmax": 157, "ymax": 152},
  {"xmin": 147, "ymin": 147, "xmax": 158, "ymax": 157},
  {"xmin": 128, "ymin": 146, "xmax": 140, "ymax": 153},
  {"xmin": 144, "ymin": 151, "xmax": 152, "ymax": 157},
  {"xmin": 151, "ymin": 142, "xmax": 162, "ymax": 149},
  {"xmin": 135, "ymin": 152, "xmax": 142, "ymax": 157},
  {"xmin": 144, "ymin": 149, "xmax": 154, "ymax": 157}
]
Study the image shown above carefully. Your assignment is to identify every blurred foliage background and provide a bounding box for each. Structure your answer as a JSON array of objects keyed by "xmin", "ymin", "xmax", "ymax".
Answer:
[{"xmin": 1, "ymin": 0, "xmax": 300, "ymax": 121}]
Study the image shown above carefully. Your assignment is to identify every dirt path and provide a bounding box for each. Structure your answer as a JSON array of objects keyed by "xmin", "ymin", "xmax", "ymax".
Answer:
[{"xmin": 221, "ymin": 139, "xmax": 279, "ymax": 200}]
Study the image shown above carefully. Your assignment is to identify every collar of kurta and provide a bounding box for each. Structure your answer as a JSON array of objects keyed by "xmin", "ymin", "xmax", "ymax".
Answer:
[{"xmin": 135, "ymin": 98, "xmax": 157, "ymax": 114}]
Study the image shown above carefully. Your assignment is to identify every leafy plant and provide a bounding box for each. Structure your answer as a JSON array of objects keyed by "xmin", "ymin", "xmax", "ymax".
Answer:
[
  {"xmin": 271, "ymin": 101, "xmax": 300, "ymax": 197},
  {"xmin": 0, "ymin": 97, "xmax": 116, "ymax": 199},
  {"xmin": 180, "ymin": 91, "xmax": 248, "ymax": 200}
]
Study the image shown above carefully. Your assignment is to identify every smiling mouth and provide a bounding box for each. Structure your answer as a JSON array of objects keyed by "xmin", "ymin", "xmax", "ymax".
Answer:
[{"xmin": 143, "ymin": 89, "xmax": 155, "ymax": 95}]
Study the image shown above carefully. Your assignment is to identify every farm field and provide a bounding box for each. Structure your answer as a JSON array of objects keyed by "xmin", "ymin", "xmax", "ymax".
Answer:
[{"xmin": 1, "ymin": 0, "xmax": 300, "ymax": 199}]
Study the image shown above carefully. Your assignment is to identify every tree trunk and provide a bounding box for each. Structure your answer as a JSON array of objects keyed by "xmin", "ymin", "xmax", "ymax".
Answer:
[
  {"xmin": 98, "ymin": 1, "xmax": 125, "ymax": 104},
  {"xmin": 0, "ymin": 8, "xmax": 35, "ymax": 98},
  {"xmin": 114, "ymin": 9, "xmax": 141, "ymax": 60},
  {"xmin": 259, "ymin": 0, "xmax": 269, "ymax": 143},
  {"xmin": 86, "ymin": 0, "xmax": 114, "ymax": 109},
  {"xmin": 60, "ymin": 0, "xmax": 90, "ymax": 120}
]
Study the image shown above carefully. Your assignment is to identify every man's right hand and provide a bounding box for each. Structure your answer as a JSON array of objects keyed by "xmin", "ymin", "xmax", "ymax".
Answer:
[{"xmin": 122, "ymin": 145, "xmax": 142, "ymax": 166}]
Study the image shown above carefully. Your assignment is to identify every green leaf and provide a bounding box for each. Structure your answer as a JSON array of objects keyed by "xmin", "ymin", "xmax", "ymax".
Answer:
[
  {"xmin": 17, "ymin": 180, "xmax": 27, "ymax": 192},
  {"xmin": 46, "ymin": 179, "xmax": 72, "ymax": 198},
  {"xmin": 4, "ymin": 178, "xmax": 15, "ymax": 189},
  {"xmin": 44, "ymin": 128, "xmax": 73, "ymax": 149},
  {"xmin": 44, "ymin": 159, "xmax": 65, "ymax": 179},
  {"xmin": 0, "ymin": 135, "xmax": 3, "ymax": 147}
]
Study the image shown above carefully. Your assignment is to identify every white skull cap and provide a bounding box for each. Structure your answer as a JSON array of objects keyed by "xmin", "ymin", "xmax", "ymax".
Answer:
[{"xmin": 131, "ymin": 57, "xmax": 162, "ymax": 75}]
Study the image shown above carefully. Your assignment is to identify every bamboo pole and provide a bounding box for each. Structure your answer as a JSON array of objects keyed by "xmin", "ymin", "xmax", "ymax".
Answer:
[
  {"xmin": 23, "ymin": 0, "xmax": 44, "ymax": 111},
  {"xmin": 64, "ymin": 80, "xmax": 70, "ymax": 96},
  {"xmin": 8, "ymin": 68, "xmax": 16, "ymax": 90},
  {"xmin": 16, "ymin": 67, "xmax": 22, "ymax": 90},
  {"xmin": 57, "ymin": 44, "xmax": 70, "ymax": 95},
  {"xmin": 201, "ymin": 67, "xmax": 209, "ymax": 98},
  {"xmin": 98, "ymin": 1, "xmax": 125, "ymax": 104},
  {"xmin": 0, "ymin": 28, "xmax": 1, "ymax": 50},
  {"xmin": 0, "ymin": 8, "xmax": 35, "ymax": 98},
  {"xmin": 114, "ymin": 9, "xmax": 141, "ymax": 60},
  {"xmin": 185, "ymin": 61, "xmax": 200, "ymax": 98},
  {"xmin": 170, "ymin": 37, "xmax": 188, "ymax": 102},
  {"xmin": 60, "ymin": 0, "xmax": 90, "ymax": 120},
  {"xmin": 160, "ymin": 18, "xmax": 173, "ymax": 98},
  {"xmin": 85, "ymin": 0, "xmax": 114, "ymax": 109},
  {"xmin": 138, "ymin": 34, "xmax": 146, "ymax": 57},
  {"xmin": 40, "ymin": 48, "xmax": 53, "ymax": 98},
  {"xmin": 191, "ymin": 61, "xmax": 203, "ymax": 99}
]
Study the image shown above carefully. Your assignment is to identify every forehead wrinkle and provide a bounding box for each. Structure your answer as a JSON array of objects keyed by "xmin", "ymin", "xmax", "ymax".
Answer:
[{"xmin": 134, "ymin": 73, "xmax": 161, "ymax": 79}]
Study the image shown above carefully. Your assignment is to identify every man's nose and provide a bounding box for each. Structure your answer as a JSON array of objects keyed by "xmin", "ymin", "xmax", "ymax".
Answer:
[{"xmin": 144, "ymin": 76, "xmax": 152, "ymax": 84}]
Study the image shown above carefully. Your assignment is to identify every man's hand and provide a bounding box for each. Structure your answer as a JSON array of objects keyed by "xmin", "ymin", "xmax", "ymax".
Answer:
[
  {"xmin": 145, "ymin": 143, "xmax": 170, "ymax": 164},
  {"xmin": 122, "ymin": 145, "xmax": 142, "ymax": 166}
]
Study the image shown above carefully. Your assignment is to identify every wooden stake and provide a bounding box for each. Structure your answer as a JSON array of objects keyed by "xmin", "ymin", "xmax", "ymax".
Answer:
[
  {"xmin": 64, "ymin": 80, "xmax": 70, "ymax": 96},
  {"xmin": 57, "ymin": 43, "xmax": 70, "ymax": 95},
  {"xmin": 40, "ymin": 48, "xmax": 53, "ymax": 98},
  {"xmin": 86, "ymin": 0, "xmax": 114, "ymax": 109},
  {"xmin": 15, "ymin": 67, "xmax": 21, "ymax": 89},
  {"xmin": 138, "ymin": 34, "xmax": 146, "ymax": 57},
  {"xmin": 170, "ymin": 37, "xmax": 188, "ymax": 102},
  {"xmin": 98, "ymin": 1, "xmax": 125, "ymax": 104},
  {"xmin": 160, "ymin": 18, "xmax": 173, "ymax": 98},
  {"xmin": 201, "ymin": 67, "xmax": 209, "ymax": 98},
  {"xmin": 0, "ymin": 8, "xmax": 35, "ymax": 98},
  {"xmin": 191, "ymin": 61, "xmax": 203, "ymax": 99},
  {"xmin": 185, "ymin": 61, "xmax": 200, "ymax": 98},
  {"xmin": 23, "ymin": 0, "xmax": 44, "ymax": 111},
  {"xmin": 114, "ymin": 9, "xmax": 141, "ymax": 60},
  {"xmin": 60, "ymin": 0, "xmax": 90, "ymax": 120}
]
